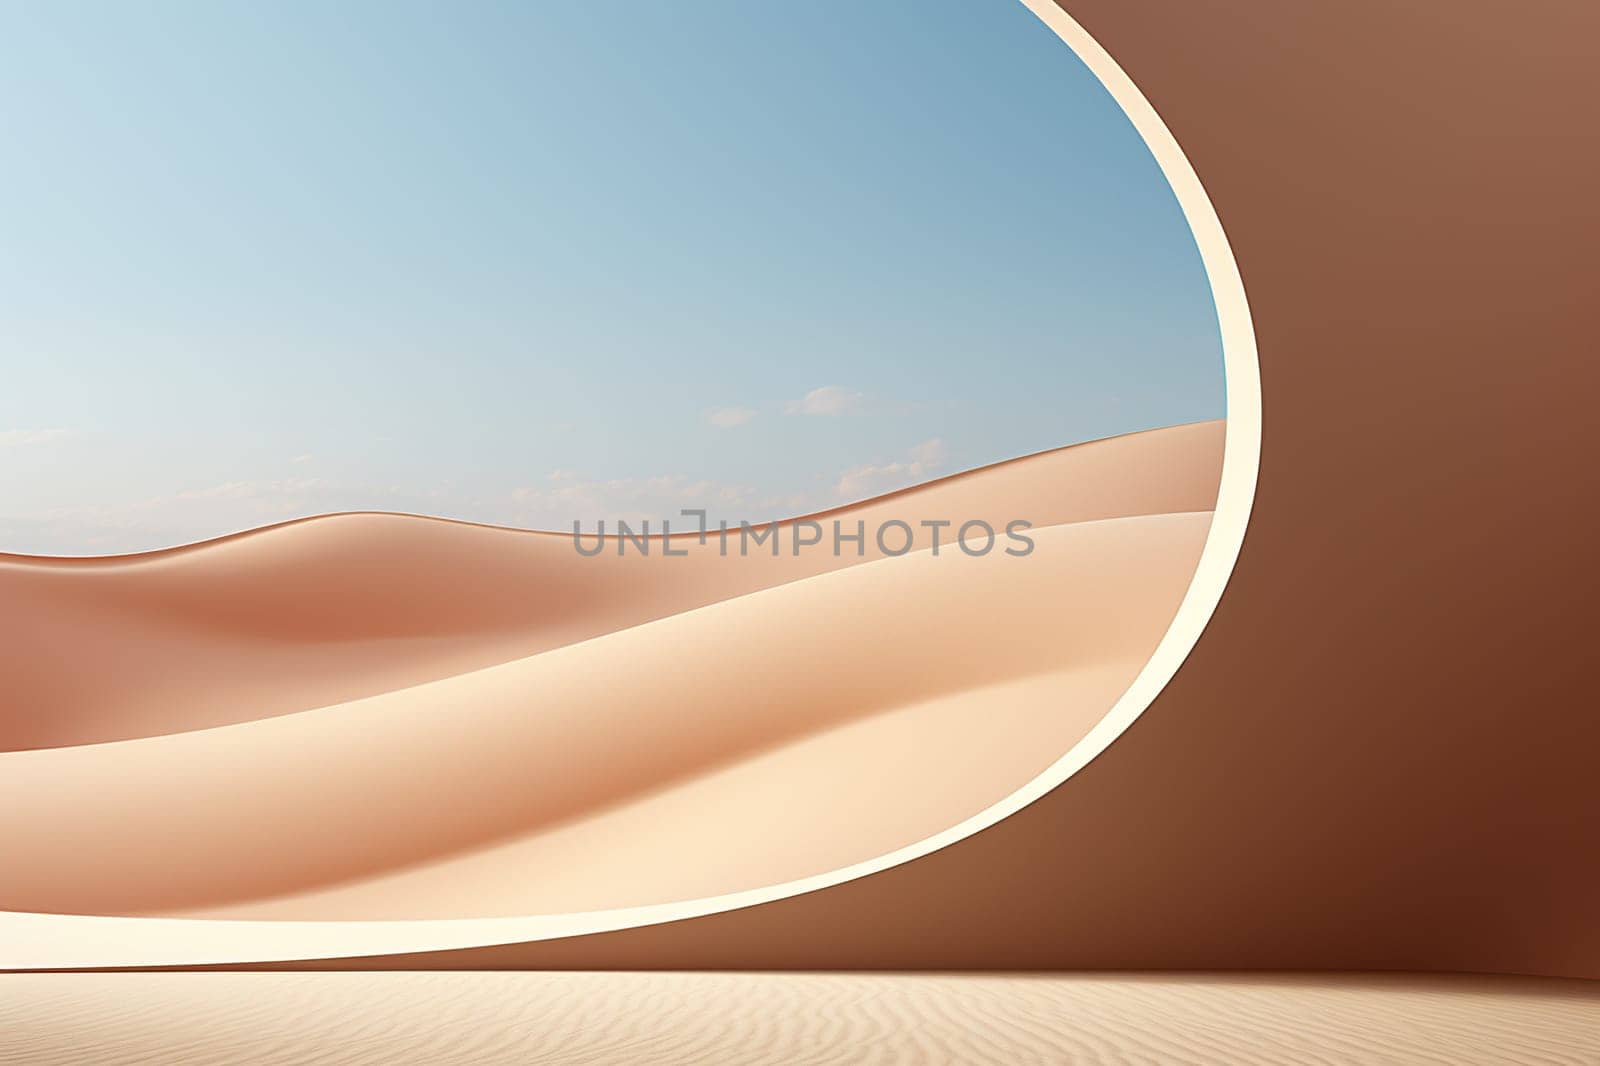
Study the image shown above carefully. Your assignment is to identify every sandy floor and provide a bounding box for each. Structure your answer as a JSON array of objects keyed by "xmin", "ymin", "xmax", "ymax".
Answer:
[{"xmin": 1, "ymin": 972, "xmax": 1595, "ymax": 1065}]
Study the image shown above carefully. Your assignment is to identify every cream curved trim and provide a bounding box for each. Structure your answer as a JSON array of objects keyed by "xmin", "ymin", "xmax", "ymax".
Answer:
[{"xmin": 0, "ymin": 1, "xmax": 1260, "ymax": 970}]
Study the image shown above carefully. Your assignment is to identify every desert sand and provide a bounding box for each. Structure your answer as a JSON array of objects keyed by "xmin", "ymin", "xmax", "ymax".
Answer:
[
  {"xmin": 0, "ymin": 422, "xmax": 1219, "ymax": 926},
  {"xmin": 2, "ymin": 972, "xmax": 1597, "ymax": 1065}
]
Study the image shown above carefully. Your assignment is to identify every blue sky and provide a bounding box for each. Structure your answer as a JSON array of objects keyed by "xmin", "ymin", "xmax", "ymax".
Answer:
[{"xmin": 0, "ymin": 0, "xmax": 1223, "ymax": 554}]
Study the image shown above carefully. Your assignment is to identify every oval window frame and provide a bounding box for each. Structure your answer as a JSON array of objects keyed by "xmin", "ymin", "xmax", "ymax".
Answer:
[{"xmin": 0, "ymin": 0, "xmax": 1260, "ymax": 970}]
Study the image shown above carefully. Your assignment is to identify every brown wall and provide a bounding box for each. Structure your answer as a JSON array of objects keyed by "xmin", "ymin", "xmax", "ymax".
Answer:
[{"xmin": 269, "ymin": 0, "xmax": 1600, "ymax": 978}]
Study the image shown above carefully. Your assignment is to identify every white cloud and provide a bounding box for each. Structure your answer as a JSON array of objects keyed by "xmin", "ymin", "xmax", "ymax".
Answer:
[
  {"xmin": 706, "ymin": 406, "xmax": 756, "ymax": 428},
  {"xmin": 906, "ymin": 438, "xmax": 946, "ymax": 468},
  {"xmin": 289, "ymin": 453, "xmax": 315, "ymax": 465},
  {"xmin": 0, "ymin": 428, "xmax": 77, "ymax": 448},
  {"xmin": 509, "ymin": 471, "xmax": 759, "ymax": 530},
  {"xmin": 834, "ymin": 438, "xmax": 947, "ymax": 500},
  {"xmin": 174, "ymin": 477, "xmax": 331, "ymax": 505},
  {"xmin": 786, "ymin": 385, "xmax": 863, "ymax": 417}
]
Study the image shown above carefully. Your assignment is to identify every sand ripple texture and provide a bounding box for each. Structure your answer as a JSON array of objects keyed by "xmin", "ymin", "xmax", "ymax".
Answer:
[{"xmin": 2, "ymin": 972, "xmax": 1597, "ymax": 1066}]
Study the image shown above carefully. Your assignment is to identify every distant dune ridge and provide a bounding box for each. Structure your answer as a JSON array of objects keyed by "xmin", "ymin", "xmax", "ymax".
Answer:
[{"xmin": 0, "ymin": 421, "xmax": 1220, "ymax": 925}]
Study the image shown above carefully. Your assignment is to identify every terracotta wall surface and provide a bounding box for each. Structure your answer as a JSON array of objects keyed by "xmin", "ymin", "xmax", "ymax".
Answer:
[{"xmin": 248, "ymin": 1, "xmax": 1600, "ymax": 977}]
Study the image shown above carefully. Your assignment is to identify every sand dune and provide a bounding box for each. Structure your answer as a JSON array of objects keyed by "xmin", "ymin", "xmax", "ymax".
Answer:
[
  {"xmin": 3, "ymin": 972, "xmax": 1596, "ymax": 1065},
  {"xmin": 0, "ymin": 420, "xmax": 1222, "ymax": 751},
  {"xmin": 2, "ymin": 513, "xmax": 1210, "ymax": 919},
  {"xmin": 0, "ymin": 422, "xmax": 1219, "ymax": 927}
]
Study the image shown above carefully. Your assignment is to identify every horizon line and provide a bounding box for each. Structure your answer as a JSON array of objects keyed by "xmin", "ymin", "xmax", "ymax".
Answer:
[{"xmin": 0, "ymin": 419, "xmax": 1224, "ymax": 565}]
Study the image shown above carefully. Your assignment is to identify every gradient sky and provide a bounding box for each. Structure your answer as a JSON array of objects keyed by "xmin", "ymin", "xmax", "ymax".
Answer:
[{"xmin": 0, "ymin": 0, "xmax": 1223, "ymax": 555}]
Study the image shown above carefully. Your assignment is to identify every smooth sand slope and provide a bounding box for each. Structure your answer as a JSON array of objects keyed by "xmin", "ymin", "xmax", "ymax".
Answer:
[
  {"xmin": 3, "ymin": 972, "xmax": 1597, "ymax": 1065},
  {"xmin": 0, "ymin": 422, "xmax": 1219, "ymax": 924}
]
